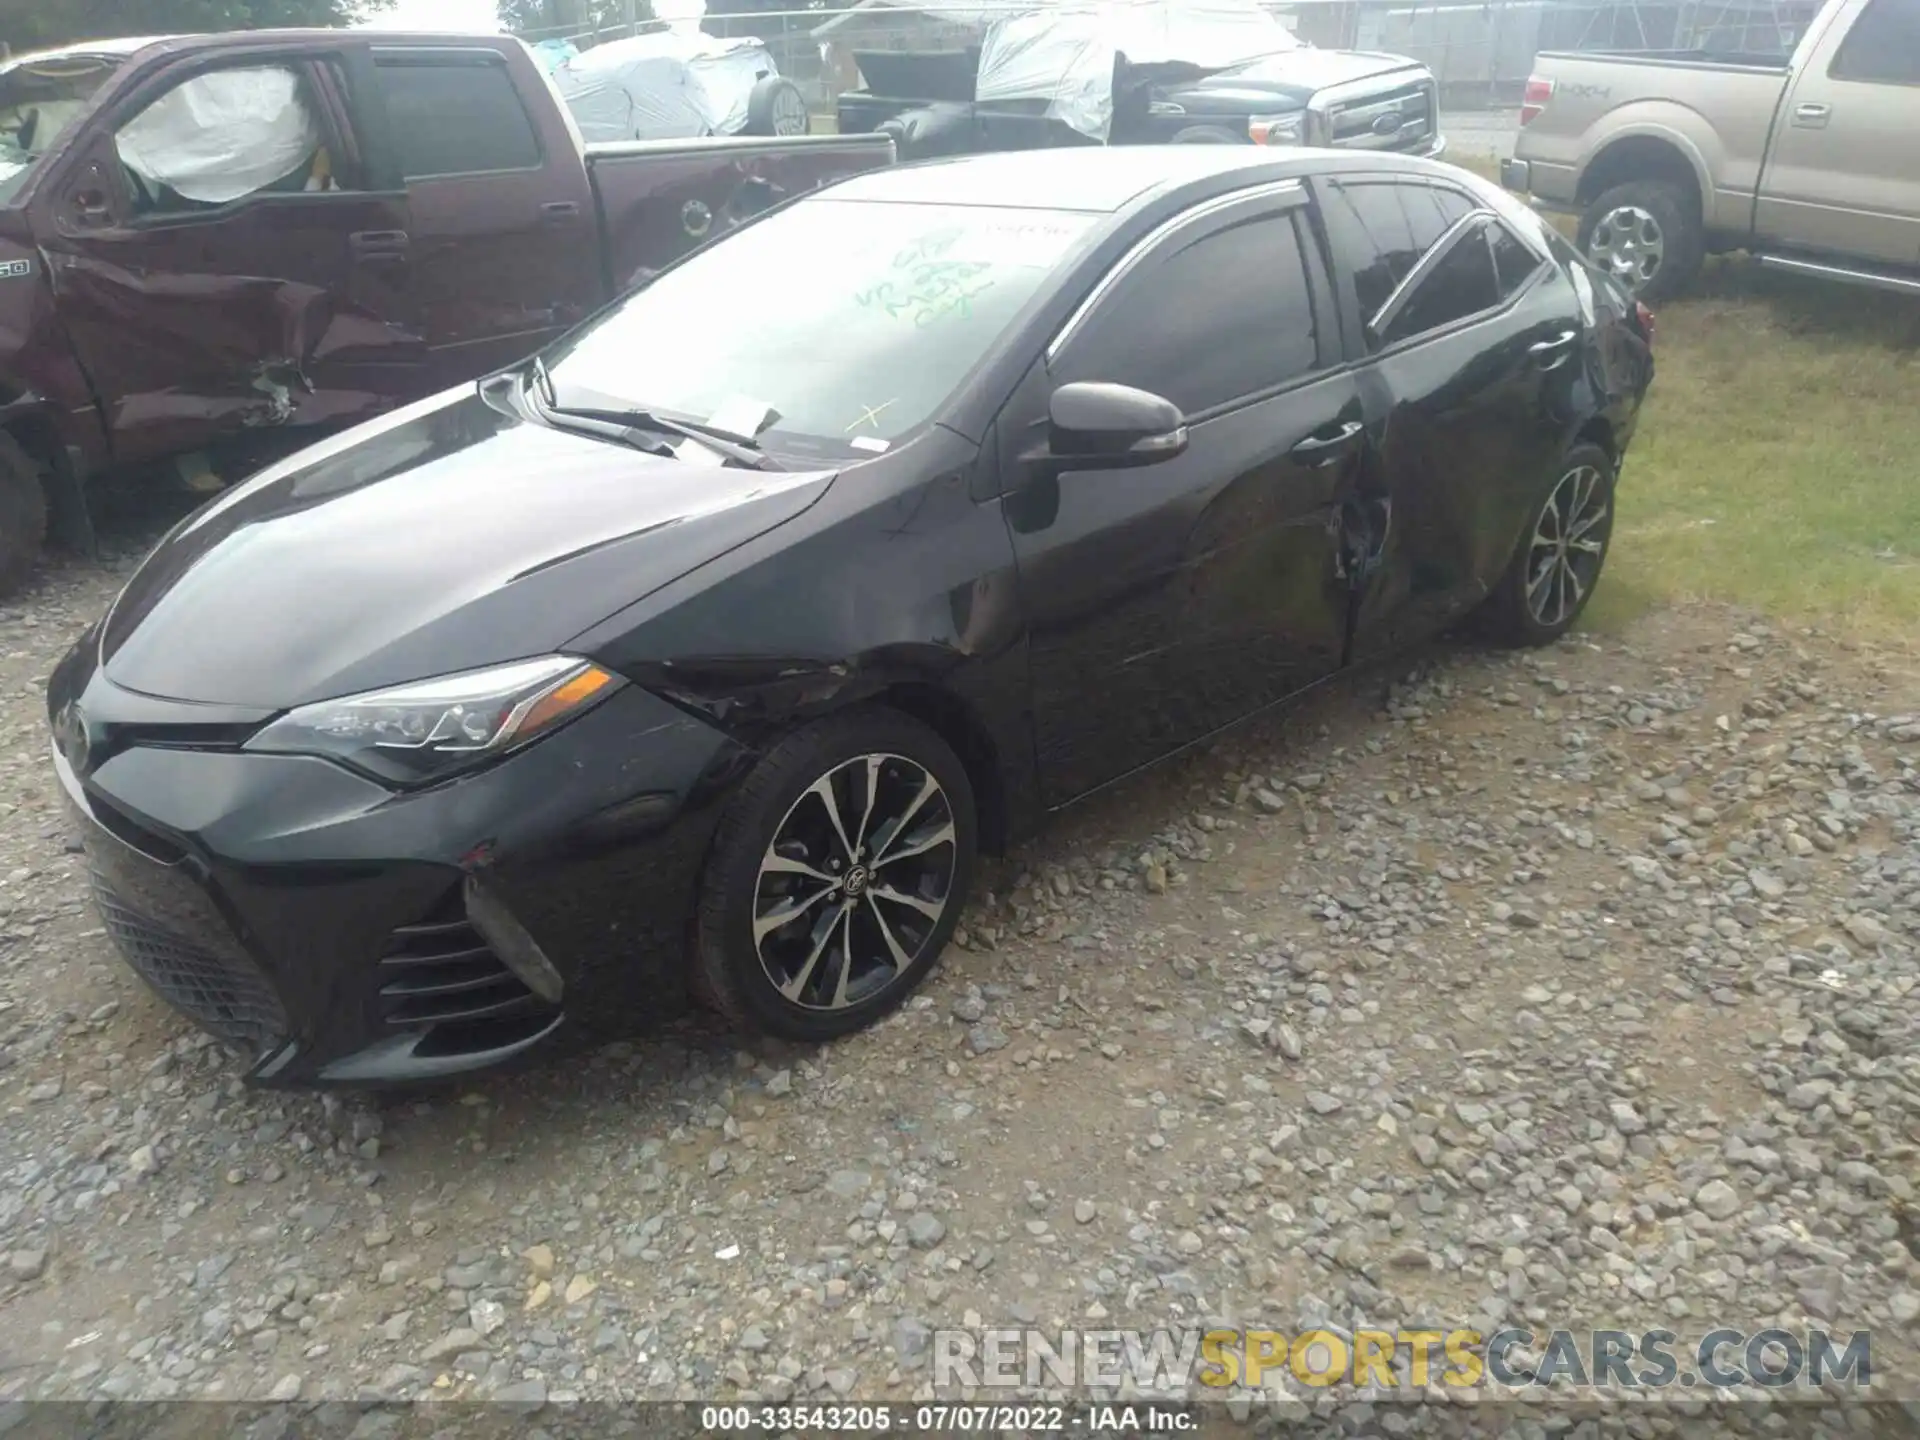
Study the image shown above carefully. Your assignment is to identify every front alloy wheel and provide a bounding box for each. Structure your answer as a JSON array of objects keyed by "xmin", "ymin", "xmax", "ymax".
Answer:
[
  {"xmin": 754, "ymin": 753, "xmax": 956, "ymax": 1012},
  {"xmin": 695, "ymin": 711, "xmax": 976, "ymax": 1041}
]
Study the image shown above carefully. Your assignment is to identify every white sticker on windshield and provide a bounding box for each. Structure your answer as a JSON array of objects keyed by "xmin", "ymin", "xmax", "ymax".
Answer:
[
  {"xmin": 707, "ymin": 395, "xmax": 780, "ymax": 441},
  {"xmin": 849, "ymin": 435, "xmax": 890, "ymax": 453}
]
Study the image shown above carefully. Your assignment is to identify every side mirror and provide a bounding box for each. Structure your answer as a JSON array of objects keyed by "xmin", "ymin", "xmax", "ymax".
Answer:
[{"xmin": 1047, "ymin": 381, "xmax": 1188, "ymax": 470}]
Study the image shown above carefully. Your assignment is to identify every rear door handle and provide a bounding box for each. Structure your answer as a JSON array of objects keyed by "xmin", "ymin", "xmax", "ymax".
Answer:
[
  {"xmin": 540, "ymin": 200, "xmax": 583, "ymax": 223},
  {"xmin": 349, "ymin": 229, "xmax": 409, "ymax": 262},
  {"xmin": 1793, "ymin": 101, "xmax": 1831, "ymax": 128},
  {"xmin": 1529, "ymin": 329, "xmax": 1579, "ymax": 370},
  {"xmin": 1289, "ymin": 420, "xmax": 1363, "ymax": 467}
]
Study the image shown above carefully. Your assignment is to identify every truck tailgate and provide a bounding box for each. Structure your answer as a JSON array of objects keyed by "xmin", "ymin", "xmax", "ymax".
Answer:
[
  {"xmin": 585, "ymin": 133, "xmax": 896, "ymax": 296},
  {"xmin": 1512, "ymin": 50, "xmax": 1787, "ymax": 221}
]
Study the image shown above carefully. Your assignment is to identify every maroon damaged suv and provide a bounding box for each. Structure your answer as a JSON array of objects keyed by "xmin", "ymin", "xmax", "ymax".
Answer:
[{"xmin": 0, "ymin": 31, "xmax": 893, "ymax": 595}]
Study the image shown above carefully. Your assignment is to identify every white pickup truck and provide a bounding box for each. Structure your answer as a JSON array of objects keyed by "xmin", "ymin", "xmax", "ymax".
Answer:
[{"xmin": 1500, "ymin": 0, "xmax": 1919, "ymax": 300}]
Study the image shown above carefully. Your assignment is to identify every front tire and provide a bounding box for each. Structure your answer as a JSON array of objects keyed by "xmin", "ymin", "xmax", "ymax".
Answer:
[
  {"xmin": 1479, "ymin": 441, "xmax": 1616, "ymax": 647},
  {"xmin": 0, "ymin": 432, "xmax": 48, "ymax": 600},
  {"xmin": 694, "ymin": 709, "xmax": 976, "ymax": 1042},
  {"xmin": 1577, "ymin": 179, "xmax": 1702, "ymax": 301}
]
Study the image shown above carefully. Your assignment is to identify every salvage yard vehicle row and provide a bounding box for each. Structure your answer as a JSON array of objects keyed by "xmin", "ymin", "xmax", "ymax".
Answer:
[{"xmin": 0, "ymin": 31, "xmax": 891, "ymax": 592}]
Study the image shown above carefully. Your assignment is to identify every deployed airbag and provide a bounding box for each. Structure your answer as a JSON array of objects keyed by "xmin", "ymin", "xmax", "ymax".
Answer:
[
  {"xmin": 115, "ymin": 66, "xmax": 320, "ymax": 204},
  {"xmin": 975, "ymin": 0, "xmax": 1301, "ymax": 142}
]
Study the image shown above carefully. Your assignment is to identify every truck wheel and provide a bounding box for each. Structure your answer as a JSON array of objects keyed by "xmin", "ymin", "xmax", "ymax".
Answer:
[
  {"xmin": 1170, "ymin": 124, "xmax": 1243, "ymax": 144},
  {"xmin": 0, "ymin": 433, "xmax": 48, "ymax": 600},
  {"xmin": 1577, "ymin": 179, "xmax": 1702, "ymax": 302},
  {"xmin": 745, "ymin": 77, "xmax": 809, "ymax": 137}
]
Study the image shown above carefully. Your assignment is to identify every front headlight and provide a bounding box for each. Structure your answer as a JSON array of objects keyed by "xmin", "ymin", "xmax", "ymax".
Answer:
[
  {"xmin": 245, "ymin": 655, "xmax": 621, "ymax": 786},
  {"xmin": 1248, "ymin": 112, "xmax": 1304, "ymax": 146}
]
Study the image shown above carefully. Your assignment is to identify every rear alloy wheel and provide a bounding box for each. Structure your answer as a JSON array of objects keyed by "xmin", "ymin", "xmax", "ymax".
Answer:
[
  {"xmin": 1479, "ymin": 441, "xmax": 1615, "ymax": 647},
  {"xmin": 694, "ymin": 711, "xmax": 975, "ymax": 1041},
  {"xmin": 1577, "ymin": 179, "xmax": 1702, "ymax": 302}
]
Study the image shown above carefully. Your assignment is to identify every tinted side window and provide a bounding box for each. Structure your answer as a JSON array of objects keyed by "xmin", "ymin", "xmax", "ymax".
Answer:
[
  {"xmin": 1326, "ymin": 181, "xmax": 1471, "ymax": 320},
  {"xmin": 1490, "ymin": 222, "xmax": 1544, "ymax": 298},
  {"xmin": 1831, "ymin": 0, "xmax": 1920, "ymax": 83},
  {"xmin": 1059, "ymin": 212, "xmax": 1320, "ymax": 415},
  {"xmin": 1383, "ymin": 227, "xmax": 1500, "ymax": 344},
  {"xmin": 373, "ymin": 58, "xmax": 541, "ymax": 179}
]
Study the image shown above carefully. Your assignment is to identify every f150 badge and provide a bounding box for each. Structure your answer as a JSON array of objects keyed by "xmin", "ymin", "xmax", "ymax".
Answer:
[{"xmin": 0, "ymin": 259, "xmax": 30, "ymax": 279}]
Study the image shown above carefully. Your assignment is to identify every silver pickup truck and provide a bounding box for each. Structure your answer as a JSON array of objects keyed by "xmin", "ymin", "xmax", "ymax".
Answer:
[{"xmin": 1500, "ymin": 0, "xmax": 1918, "ymax": 300}]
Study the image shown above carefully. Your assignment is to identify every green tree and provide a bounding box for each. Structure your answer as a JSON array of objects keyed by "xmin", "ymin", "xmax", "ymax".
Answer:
[
  {"xmin": 496, "ymin": 0, "xmax": 648, "ymax": 41},
  {"xmin": 0, "ymin": 0, "xmax": 396, "ymax": 52}
]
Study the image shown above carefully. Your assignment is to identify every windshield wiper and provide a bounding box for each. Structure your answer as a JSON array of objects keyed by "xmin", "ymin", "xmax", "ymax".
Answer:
[
  {"xmin": 551, "ymin": 403, "xmax": 781, "ymax": 471},
  {"xmin": 520, "ymin": 362, "xmax": 781, "ymax": 471}
]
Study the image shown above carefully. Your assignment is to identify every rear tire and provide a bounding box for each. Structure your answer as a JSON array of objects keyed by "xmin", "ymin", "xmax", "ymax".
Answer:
[
  {"xmin": 0, "ymin": 432, "xmax": 48, "ymax": 600},
  {"xmin": 693, "ymin": 709, "xmax": 976, "ymax": 1043},
  {"xmin": 1169, "ymin": 124, "xmax": 1243, "ymax": 144},
  {"xmin": 745, "ymin": 76, "xmax": 808, "ymax": 137},
  {"xmin": 1577, "ymin": 179, "xmax": 1702, "ymax": 302},
  {"xmin": 1478, "ymin": 441, "xmax": 1616, "ymax": 648}
]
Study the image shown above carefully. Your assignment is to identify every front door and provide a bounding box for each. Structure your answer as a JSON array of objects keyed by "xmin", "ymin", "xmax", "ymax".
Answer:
[
  {"xmin": 32, "ymin": 49, "xmax": 424, "ymax": 468},
  {"xmin": 1754, "ymin": 0, "xmax": 1920, "ymax": 266},
  {"xmin": 1002, "ymin": 184, "xmax": 1361, "ymax": 808},
  {"xmin": 1316, "ymin": 175, "xmax": 1581, "ymax": 661}
]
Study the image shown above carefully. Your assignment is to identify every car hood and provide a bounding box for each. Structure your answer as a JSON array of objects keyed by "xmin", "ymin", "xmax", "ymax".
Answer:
[
  {"xmin": 1164, "ymin": 48, "xmax": 1423, "ymax": 106},
  {"xmin": 100, "ymin": 384, "xmax": 837, "ymax": 710}
]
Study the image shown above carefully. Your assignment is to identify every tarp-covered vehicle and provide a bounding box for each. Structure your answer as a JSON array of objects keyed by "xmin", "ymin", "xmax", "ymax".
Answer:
[
  {"xmin": 836, "ymin": 0, "xmax": 1443, "ymax": 162},
  {"xmin": 553, "ymin": 27, "xmax": 810, "ymax": 140},
  {"xmin": 0, "ymin": 30, "xmax": 889, "ymax": 597}
]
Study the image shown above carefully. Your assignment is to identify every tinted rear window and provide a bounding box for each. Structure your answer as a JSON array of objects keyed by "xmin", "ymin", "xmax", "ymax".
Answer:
[{"xmin": 373, "ymin": 57, "xmax": 540, "ymax": 179}]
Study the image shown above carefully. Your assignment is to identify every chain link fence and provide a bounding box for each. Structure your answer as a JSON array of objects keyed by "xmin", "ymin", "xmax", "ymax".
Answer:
[{"xmin": 513, "ymin": 0, "xmax": 1819, "ymax": 126}]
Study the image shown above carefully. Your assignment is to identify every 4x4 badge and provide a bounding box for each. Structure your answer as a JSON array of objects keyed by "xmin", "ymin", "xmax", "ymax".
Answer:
[{"xmin": 0, "ymin": 259, "xmax": 30, "ymax": 279}]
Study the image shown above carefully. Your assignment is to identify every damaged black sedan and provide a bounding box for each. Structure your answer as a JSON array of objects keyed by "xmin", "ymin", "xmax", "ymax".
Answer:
[{"xmin": 47, "ymin": 146, "xmax": 1653, "ymax": 1087}]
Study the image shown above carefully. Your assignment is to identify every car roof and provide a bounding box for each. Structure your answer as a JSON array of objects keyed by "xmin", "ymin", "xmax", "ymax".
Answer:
[{"xmin": 818, "ymin": 145, "xmax": 1467, "ymax": 214}]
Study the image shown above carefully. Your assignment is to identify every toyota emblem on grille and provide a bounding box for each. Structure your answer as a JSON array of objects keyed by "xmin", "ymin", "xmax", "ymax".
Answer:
[{"xmin": 54, "ymin": 701, "xmax": 89, "ymax": 772}]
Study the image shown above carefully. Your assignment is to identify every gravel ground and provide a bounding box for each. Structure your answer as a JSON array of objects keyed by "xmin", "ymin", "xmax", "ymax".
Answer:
[{"xmin": 0, "ymin": 522, "xmax": 1917, "ymax": 1434}]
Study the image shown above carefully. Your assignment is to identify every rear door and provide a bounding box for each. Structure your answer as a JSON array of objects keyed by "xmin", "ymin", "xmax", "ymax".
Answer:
[
  {"xmin": 1754, "ymin": 0, "xmax": 1920, "ymax": 265},
  {"xmin": 361, "ymin": 46, "xmax": 602, "ymax": 388},
  {"xmin": 1001, "ymin": 182, "xmax": 1363, "ymax": 807},
  {"xmin": 32, "ymin": 43, "xmax": 424, "ymax": 466},
  {"xmin": 1315, "ymin": 173, "xmax": 1584, "ymax": 662}
]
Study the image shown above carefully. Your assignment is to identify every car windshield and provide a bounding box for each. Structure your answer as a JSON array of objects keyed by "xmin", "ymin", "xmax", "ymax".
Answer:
[
  {"xmin": 0, "ymin": 53, "xmax": 127, "ymax": 205},
  {"xmin": 542, "ymin": 198, "xmax": 1099, "ymax": 455}
]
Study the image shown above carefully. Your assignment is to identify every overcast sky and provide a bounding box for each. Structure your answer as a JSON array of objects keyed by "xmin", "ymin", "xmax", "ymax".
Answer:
[{"xmin": 358, "ymin": 0, "xmax": 505, "ymax": 33}]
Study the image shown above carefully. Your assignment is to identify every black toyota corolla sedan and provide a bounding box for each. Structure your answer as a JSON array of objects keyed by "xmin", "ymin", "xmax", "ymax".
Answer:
[{"xmin": 47, "ymin": 146, "xmax": 1652, "ymax": 1087}]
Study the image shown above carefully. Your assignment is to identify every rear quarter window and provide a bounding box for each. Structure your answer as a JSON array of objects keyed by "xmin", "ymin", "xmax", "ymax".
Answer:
[{"xmin": 372, "ymin": 56, "xmax": 541, "ymax": 178}]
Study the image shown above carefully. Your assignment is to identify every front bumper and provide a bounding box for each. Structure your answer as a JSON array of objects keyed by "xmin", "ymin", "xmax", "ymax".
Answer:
[{"xmin": 51, "ymin": 664, "xmax": 749, "ymax": 1088}]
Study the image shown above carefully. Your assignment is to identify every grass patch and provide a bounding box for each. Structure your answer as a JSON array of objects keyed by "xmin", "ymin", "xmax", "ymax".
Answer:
[{"xmin": 1596, "ymin": 266, "xmax": 1920, "ymax": 641}]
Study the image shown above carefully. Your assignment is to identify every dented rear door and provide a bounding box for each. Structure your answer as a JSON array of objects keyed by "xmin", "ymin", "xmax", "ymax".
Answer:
[{"xmin": 30, "ymin": 41, "xmax": 426, "ymax": 468}]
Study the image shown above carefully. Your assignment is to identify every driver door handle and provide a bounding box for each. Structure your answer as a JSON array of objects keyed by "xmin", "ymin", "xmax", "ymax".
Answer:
[
  {"xmin": 1793, "ymin": 101, "xmax": 1831, "ymax": 128},
  {"xmin": 1290, "ymin": 420, "xmax": 1363, "ymax": 467}
]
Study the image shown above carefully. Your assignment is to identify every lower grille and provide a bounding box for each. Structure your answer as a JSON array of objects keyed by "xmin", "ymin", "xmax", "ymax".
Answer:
[
  {"xmin": 378, "ymin": 892, "xmax": 557, "ymax": 1057},
  {"xmin": 90, "ymin": 869, "xmax": 288, "ymax": 1054}
]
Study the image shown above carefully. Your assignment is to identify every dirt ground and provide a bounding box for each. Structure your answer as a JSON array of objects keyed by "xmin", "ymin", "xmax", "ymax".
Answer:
[{"xmin": 0, "ymin": 517, "xmax": 1916, "ymax": 1434}]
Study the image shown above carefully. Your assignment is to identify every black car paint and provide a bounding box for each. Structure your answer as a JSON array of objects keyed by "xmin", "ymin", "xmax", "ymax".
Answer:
[{"xmin": 47, "ymin": 148, "xmax": 1651, "ymax": 1087}]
